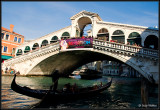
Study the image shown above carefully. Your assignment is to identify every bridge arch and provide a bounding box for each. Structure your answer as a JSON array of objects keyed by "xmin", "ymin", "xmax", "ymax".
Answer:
[
  {"xmin": 24, "ymin": 46, "xmax": 31, "ymax": 53},
  {"xmin": 111, "ymin": 30, "xmax": 125, "ymax": 44},
  {"xmin": 144, "ymin": 35, "xmax": 158, "ymax": 49},
  {"xmin": 61, "ymin": 32, "xmax": 70, "ymax": 39},
  {"xmin": 27, "ymin": 49, "xmax": 153, "ymax": 82},
  {"xmin": 77, "ymin": 17, "xmax": 92, "ymax": 37},
  {"xmin": 32, "ymin": 43, "xmax": 39, "ymax": 50},
  {"xmin": 97, "ymin": 28, "xmax": 109, "ymax": 41},
  {"xmin": 50, "ymin": 36, "xmax": 58, "ymax": 44},
  {"xmin": 41, "ymin": 39, "xmax": 49, "ymax": 47},
  {"xmin": 16, "ymin": 49, "xmax": 23, "ymax": 56},
  {"xmin": 127, "ymin": 32, "xmax": 141, "ymax": 46}
]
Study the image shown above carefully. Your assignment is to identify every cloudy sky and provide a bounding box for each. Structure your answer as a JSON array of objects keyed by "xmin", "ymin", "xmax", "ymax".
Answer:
[{"xmin": 2, "ymin": 1, "xmax": 158, "ymax": 40}]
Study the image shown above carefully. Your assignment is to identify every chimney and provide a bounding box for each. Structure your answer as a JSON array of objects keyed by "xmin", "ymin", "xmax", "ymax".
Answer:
[{"xmin": 10, "ymin": 24, "xmax": 14, "ymax": 33}]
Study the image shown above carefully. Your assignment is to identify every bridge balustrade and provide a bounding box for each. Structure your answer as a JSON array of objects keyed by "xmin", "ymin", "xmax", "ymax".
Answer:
[
  {"xmin": 3, "ymin": 38, "xmax": 158, "ymax": 66},
  {"xmin": 3, "ymin": 42, "xmax": 60, "ymax": 65},
  {"xmin": 93, "ymin": 39, "xmax": 158, "ymax": 58}
]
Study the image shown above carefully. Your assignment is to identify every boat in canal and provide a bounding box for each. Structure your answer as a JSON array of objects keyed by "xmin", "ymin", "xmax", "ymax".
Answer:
[
  {"xmin": 11, "ymin": 74, "xmax": 112, "ymax": 100},
  {"xmin": 69, "ymin": 71, "xmax": 81, "ymax": 79},
  {"xmin": 79, "ymin": 68, "xmax": 103, "ymax": 80},
  {"xmin": 69, "ymin": 68, "xmax": 103, "ymax": 80}
]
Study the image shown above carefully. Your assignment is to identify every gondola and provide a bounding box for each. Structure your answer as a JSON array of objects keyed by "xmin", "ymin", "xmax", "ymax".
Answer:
[{"xmin": 11, "ymin": 74, "xmax": 112, "ymax": 100}]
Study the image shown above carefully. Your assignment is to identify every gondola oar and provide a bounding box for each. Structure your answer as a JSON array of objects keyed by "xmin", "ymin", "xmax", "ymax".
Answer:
[{"xmin": 30, "ymin": 76, "xmax": 59, "ymax": 108}]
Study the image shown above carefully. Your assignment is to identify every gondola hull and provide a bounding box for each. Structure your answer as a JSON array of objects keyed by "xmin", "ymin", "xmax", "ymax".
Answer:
[{"xmin": 11, "ymin": 74, "xmax": 112, "ymax": 100}]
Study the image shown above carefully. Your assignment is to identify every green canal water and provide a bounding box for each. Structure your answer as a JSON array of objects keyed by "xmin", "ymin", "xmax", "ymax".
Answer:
[{"xmin": 1, "ymin": 75, "xmax": 158, "ymax": 109}]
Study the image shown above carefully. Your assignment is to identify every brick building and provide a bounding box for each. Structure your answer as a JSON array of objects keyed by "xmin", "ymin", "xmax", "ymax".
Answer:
[{"xmin": 1, "ymin": 24, "xmax": 24, "ymax": 62}]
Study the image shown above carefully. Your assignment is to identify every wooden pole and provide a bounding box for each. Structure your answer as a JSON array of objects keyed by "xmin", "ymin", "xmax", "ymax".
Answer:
[{"xmin": 141, "ymin": 77, "xmax": 149, "ymax": 107}]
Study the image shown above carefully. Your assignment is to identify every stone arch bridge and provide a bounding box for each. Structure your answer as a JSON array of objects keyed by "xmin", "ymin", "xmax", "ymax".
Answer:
[
  {"xmin": 15, "ymin": 10, "xmax": 158, "ymax": 56},
  {"xmin": 2, "ymin": 39, "xmax": 159, "ymax": 84},
  {"xmin": 2, "ymin": 11, "xmax": 159, "ymax": 84}
]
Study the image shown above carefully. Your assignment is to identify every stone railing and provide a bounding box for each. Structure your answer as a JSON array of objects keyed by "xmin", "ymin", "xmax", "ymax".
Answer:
[
  {"xmin": 3, "ymin": 39, "xmax": 158, "ymax": 66},
  {"xmin": 3, "ymin": 42, "xmax": 60, "ymax": 65},
  {"xmin": 93, "ymin": 39, "xmax": 158, "ymax": 59}
]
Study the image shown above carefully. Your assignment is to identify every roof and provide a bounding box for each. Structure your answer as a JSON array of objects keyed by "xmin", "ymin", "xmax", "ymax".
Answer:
[
  {"xmin": 70, "ymin": 10, "xmax": 102, "ymax": 21},
  {"xmin": 1, "ymin": 27, "xmax": 24, "ymax": 37},
  {"xmin": 97, "ymin": 21, "xmax": 159, "ymax": 31}
]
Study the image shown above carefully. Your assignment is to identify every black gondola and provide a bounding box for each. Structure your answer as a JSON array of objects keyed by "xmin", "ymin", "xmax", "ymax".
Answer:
[{"xmin": 11, "ymin": 74, "xmax": 112, "ymax": 100}]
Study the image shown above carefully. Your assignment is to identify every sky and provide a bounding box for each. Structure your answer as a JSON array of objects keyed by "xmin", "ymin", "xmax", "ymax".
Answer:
[{"xmin": 2, "ymin": 1, "xmax": 159, "ymax": 40}]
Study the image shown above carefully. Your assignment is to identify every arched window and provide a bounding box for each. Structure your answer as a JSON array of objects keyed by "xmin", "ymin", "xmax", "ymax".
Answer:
[
  {"xmin": 127, "ymin": 32, "xmax": 141, "ymax": 45},
  {"xmin": 24, "ymin": 46, "xmax": 31, "ymax": 53},
  {"xmin": 111, "ymin": 30, "xmax": 125, "ymax": 44},
  {"xmin": 41, "ymin": 40, "xmax": 48, "ymax": 47},
  {"xmin": 97, "ymin": 28, "xmax": 109, "ymax": 41},
  {"xmin": 61, "ymin": 32, "xmax": 70, "ymax": 40},
  {"xmin": 16, "ymin": 49, "xmax": 22, "ymax": 56},
  {"xmin": 50, "ymin": 36, "xmax": 58, "ymax": 44},
  {"xmin": 144, "ymin": 35, "xmax": 158, "ymax": 49},
  {"xmin": 32, "ymin": 43, "xmax": 39, "ymax": 50}
]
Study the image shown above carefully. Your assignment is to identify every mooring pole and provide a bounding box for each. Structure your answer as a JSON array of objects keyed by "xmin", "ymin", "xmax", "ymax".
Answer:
[{"xmin": 141, "ymin": 77, "xmax": 149, "ymax": 107}]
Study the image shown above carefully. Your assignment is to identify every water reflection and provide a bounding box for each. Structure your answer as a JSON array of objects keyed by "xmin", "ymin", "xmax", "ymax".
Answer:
[{"xmin": 1, "ymin": 76, "xmax": 158, "ymax": 109}]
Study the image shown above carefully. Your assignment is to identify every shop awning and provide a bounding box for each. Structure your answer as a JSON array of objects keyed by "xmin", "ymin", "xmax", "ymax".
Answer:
[{"xmin": 2, "ymin": 55, "xmax": 12, "ymax": 59}]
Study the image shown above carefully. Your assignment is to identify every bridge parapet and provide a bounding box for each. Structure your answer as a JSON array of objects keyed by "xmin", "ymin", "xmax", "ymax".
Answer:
[
  {"xmin": 3, "ymin": 42, "xmax": 60, "ymax": 66},
  {"xmin": 93, "ymin": 39, "xmax": 158, "ymax": 60}
]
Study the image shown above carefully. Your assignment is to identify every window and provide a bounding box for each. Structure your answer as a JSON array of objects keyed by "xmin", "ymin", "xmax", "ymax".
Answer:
[
  {"xmin": 18, "ymin": 38, "xmax": 21, "ymax": 43},
  {"xmin": 1, "ymin": 33, "xmax": 4, "ymax": 39},
  {"xmin": 14, "ymin": 37, "xmax": 17, "ymax": 42},
  {"xmin": 3, "ymin": 46, "xmax": 7, "ymax": 52},
  {"xmin": 6, "ymin": 34, "xmax": 9, "ymax": 40}
]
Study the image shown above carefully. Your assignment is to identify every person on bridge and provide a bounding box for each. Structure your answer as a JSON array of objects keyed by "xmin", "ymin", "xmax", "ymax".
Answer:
[
  {"xmin": 82, "ymin": 36, "xmax": 85, "ymax": 39},
  {"xmin": 51, "ymin": 69, "xmax": 60, "ymax": 92}
]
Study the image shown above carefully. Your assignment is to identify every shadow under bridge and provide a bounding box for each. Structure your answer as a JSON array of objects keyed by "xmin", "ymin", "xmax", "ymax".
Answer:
[{"xmin": 28, "ymin": 50, "xmax": 120, "ymax": 77}]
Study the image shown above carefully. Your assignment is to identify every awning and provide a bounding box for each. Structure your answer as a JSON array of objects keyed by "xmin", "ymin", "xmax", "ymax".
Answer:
[{"xmin": 2, "ymin": 55, "xmax": 12, "ymax": 59}]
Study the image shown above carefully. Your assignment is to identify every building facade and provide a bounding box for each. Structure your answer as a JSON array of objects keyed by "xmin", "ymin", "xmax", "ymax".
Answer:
[
  {"xmin": 1, "ymin": 24, "xmax": 24, "ymax": 62},
  {"xmin": 102, "ymin": 60, "xmax": 140, "ymax": 77}
]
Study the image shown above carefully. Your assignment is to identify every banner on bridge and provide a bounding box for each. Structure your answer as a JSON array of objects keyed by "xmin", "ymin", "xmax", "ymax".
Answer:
[{"xmin": 60, "ymin": 38, "xmax": 93, "ymax": 50}]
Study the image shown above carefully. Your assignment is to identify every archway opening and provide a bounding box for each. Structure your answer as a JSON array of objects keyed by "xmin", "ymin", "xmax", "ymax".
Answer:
[
  {"xmin": 16, "ymin": 49, "xmax": 22, "ymax": 56},
  {"xmin": 77, "ymin": 17, "xmax": 92, "ymax": 38},
  {"xmin": 144, "ymin": 35, "xmax": 158, "ymax": 49},
  {"xmin": 127, "ymin": 32, "xmax": 141, "ymax": 46},
  {"xmin": 24, "ymin": 46, "xmax": 31, "ymax": 53},
  {"xmin": 111, "ymin": 30, "xmax": 125, "ymax": 44},
  {"xmin": 50, "ymin": 36, "xmax": 58, "ymax": 44},
  {"xmin": 83, "ymin": 24, "xmax": 92, "ymax": 37},
  {"xmin": 97, "ymin": 28, "xmax": 109, "ymax": 41},
  {"xmin": 61, "ymin": 32, "xmax": 70, "ymax": 40},
  {"xmin": 41, "ymin": 40, "xmax": 49, "ymax": 47},
  {"xmin": 32, "ymin": 43, "xmax": 39, "ymax": 50}
]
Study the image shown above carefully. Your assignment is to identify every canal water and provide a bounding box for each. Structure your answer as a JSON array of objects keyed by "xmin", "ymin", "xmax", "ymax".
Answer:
[{"xmin": 1, "ymin": 75, "xmax": 158, "ymax": 109}]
